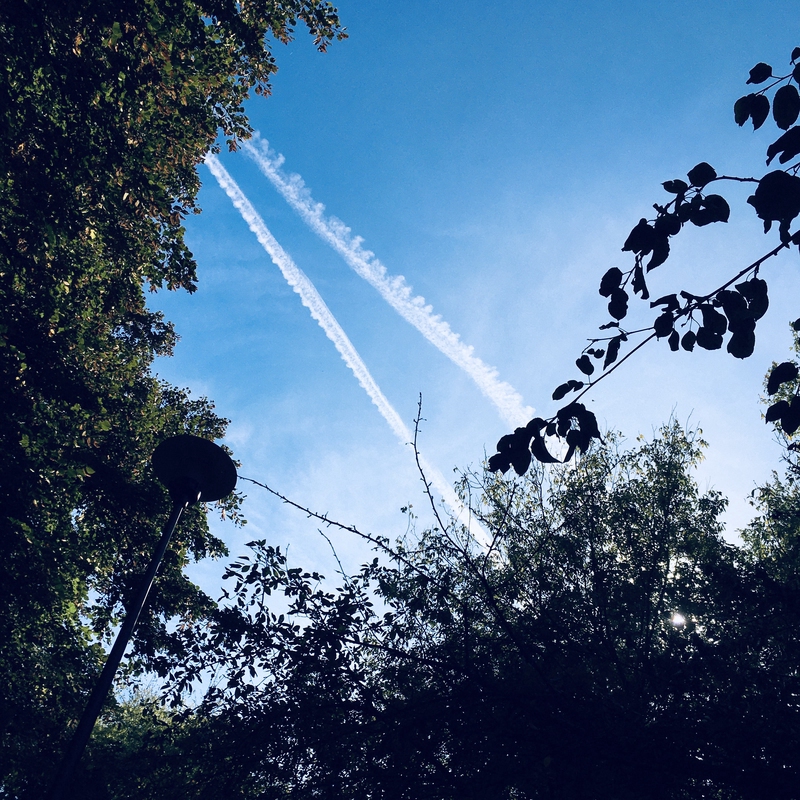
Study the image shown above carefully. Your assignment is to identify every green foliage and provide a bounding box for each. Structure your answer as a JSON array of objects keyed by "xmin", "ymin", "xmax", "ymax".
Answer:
[
  {"xmin": 153, "ymin": 424, "xmax": 800, "ymax": 799},
  {"xmin": 0, "ymin": 1, "xmax": 345, "ymax": 795}
]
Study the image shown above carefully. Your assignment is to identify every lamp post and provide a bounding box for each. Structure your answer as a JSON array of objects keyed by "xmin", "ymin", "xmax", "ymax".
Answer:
[{"xmin": 48, "ymin": 435, "xmax": 237, "ymax": 800}]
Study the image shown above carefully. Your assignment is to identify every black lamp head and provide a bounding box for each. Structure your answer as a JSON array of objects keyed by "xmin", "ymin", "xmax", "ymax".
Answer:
[{"xmin": 152, "ymin": 435, "xmax": 237, "ymax": 505}]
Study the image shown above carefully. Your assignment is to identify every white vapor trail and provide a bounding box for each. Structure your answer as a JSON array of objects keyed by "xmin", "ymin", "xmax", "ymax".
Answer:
[
  {"xmin": 205, "ymin": 154, "xmax": 488, "ymax": 544},
  {"xmin": 241, "ymin": 134, "xmax": 534, "ymax": 429}
]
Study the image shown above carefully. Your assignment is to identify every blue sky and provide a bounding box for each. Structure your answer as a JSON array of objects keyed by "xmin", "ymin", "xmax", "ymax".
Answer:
[{"xmin": 150, "ymin": 1, "xmax": 800, "ymax": 586}]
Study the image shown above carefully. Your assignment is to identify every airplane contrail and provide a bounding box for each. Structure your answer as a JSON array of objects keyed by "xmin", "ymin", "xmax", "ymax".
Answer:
[
  {"xmin": 204, "ymin": 154, "xmax": 488, "ymax": 543},
  {"xmin": 241, "ymin": 134, "xmax": 534, "ymax": 429}
]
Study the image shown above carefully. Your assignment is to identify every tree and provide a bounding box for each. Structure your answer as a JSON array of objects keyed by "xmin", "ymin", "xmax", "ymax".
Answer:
[
  {"xmin": 153, "ymin": 422, "xmax": 800, "ymax": 799},
  {"xmin": 489, "ymin": 46, "xmax": 800, "ymax": 475},
  {"xmin": 0, "ymin": 1, "xmax": 345, "ymax": 795}
]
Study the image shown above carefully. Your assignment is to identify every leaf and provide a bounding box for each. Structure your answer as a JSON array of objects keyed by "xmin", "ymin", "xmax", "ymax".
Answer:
[
  {"xmin": 510, "ymin": 446, "xmax": 532, "ymax": 476},
  {"xmin": 599, "ymin": 321, "xmax": 619, "ymax": 330},
  {"xmin": 622, "ymin": 219, "xmax": 655, "ymax": 255},
  {"xmin": 654, "ymin": 213, "xmax": 682, "ymax": 237},
  {"xmin": 668, "ymin": 330, "xmax": 680, "ymax": 351},
  {"xmin": 700, "ymin": 305, "xmax": 727, "ymax": 335},
  {"xmin": 662, "ymin": 179, "xmax": 688, "ymax": 194},
  {"xmin": 646, "ymin": 235, "xmax": 670, "ymax": 270},
  {"xmin": 530, "ymin": 433, "xmax": 560, "ymax": 464},
  {"xmin": 650, "ymin": 293, "xmax": 680, "ymax": 312},
  {"xmin": 552, "ymin": 379, "xmax": 584, "ymax": 401},
  {"xmin": 781, "ymin": 397, "xmax": 800, "ymax": 435},
  {"xmin": 793, "ymin": 46, "xmax": 800, "ymax": 63},
  {"xmin": 750, "ymin": 94, "xmax": 770, "ymax": 130},
  {"xmin": 746, "ymin": 62, "xmax": 773, "ymax": 84},
  {"xmin": 576, "ymin": 355, "xmax": 594, "ymax": 376},
  {"xmin": 766, "ymin": 126, "xmax": 800, "ymax": 165},
  {"xmin": 696, "ymin": 327, "xmax": 723, "ymax": 350},
  {"xmin": 792, "ymin": 317, "xmax": 800, "ymax": 332},
  {"xmin": 747, "ymin": 171, "xmax": 800, "ymax": 230},
  {"xmin": 687, "ymin": 162, "xmax": 717, "ymax": 188},
  {"xmin": 653, "ymin": 311, "xmax": 674, "ymax": 338},
  {"xmin": 773, "ymin": 85, "xmax": 800, "ymax": 130},
  {"xmin": 604, "ymin": 336, "xmax": 622, "ymax": 369},
  {"xmin": 767, "ymin": 361, "xmax": 799, "ymax": 395},
  {"xmin": 599, "ymin": 267, "xmax": 623, "ymax": 297},
  {"xmin": 727, "ymin": 327, "xmax": 755, "ymax": 359},
  {"xmin": 766, "ymin": 399, "xmax": 790, "ymax": 423},
  {"xmin": 689, "ymin": 194, "xmax": 730, "ymax": 226},
  {"xmin": 631, "ymin": 262, "xmax": 649, "ymax": 299},
  {"xmin": 736, "ymin": 277, "xmax": 769, "ymax": 320},
  {"xmin": 552, "ymin": 382, "xmax": 572, "ymax": 401},
  {"xmin": 734, "ymin": 94, "xmax": 753, "ymax": 126},
  {"xmin": 608, "ymin": 287, "xmax": 629, "ymax": 320},
  {"xmin": 487, "ymin": 452, "xmax": 511, "ymax": 474},
  {"xmin": 681, "ymin": 330, "xmax": 696, "ymax": 351},
  {"xmin": 716, "ymin": 289, "xmax": 749, "ymax": 326}
]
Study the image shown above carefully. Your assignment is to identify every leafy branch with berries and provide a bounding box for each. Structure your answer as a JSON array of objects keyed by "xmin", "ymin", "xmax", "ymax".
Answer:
[{"xmin": 489, "ymin": 47, "xmax": 800, "ymax": 477}]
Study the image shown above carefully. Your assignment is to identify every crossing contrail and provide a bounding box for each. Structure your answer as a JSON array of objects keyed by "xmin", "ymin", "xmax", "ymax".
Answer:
[
  {"xmin": 241, "ymin": 134, "xmax": 533, "ymax": 429},
  {"xmin": 204, "ymin": 154, "xmax": 488, "ymax": 543}
]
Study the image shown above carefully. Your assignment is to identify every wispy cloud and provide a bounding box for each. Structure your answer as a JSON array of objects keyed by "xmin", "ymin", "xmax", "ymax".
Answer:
[
  {"xmin": 241, "ymin": 134, "xmax": 534, "ymax": 429},
  {"xmin": 205, "ymin": 154, "xmax": 488, "ymax": 543}
]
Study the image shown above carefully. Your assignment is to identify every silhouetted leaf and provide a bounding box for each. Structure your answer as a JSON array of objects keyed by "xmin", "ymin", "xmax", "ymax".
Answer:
[
  {"xmin": 599, "ymin": 321, "xmax": 619, "ymax": 330},
  {"xmin": 696, "ymin": 327, "xmax": 723, "ymax": 350},
  {"xmin": 792, "ymin": 317, "xmax": 800, "ymax": 331},
  {"xmin": 604, "ymin": 336, "xmax": 622, "ymax": 368},
  {"xmin": 746, "ymin": 62, "xmax": 773, "ymax": 84},
  {"xmin": 727, "ymin": 327, "xmax": 755, "ymax": 359},
  {"xmin": 530, "ymin": 433, "xmax": 560, "ymax": 464},
  {"xmin": 654, "ymin": 213, "xmax": 681, "ymax": 237},
  {"xmin": 608, "ymin": 288, "xmax": 629, "ymax": 320},
  {"xmin": 766, "ymin": 399, "xmax": 790, "ymax": 423},
  {"xmin": 654, "ymin": 311, "xmax": 674, "ymax": 338},
  {"xmin": 592, "ymin": 349, "xmax": 605, "ymax": 359},
  {"xmin": 793, "ymin": 46, "xmax": 800, "ymax": 63},
  {"xmin": 716, "ymin": 289, "xmax": 749, "ymax": 326},
  {"xmin": 651, "ymin": 294, "xmax": 680, "ymax": 312},
  {"xmin": 647, "ymin": 235, "xmax": 670, "ymax": 270},
  {"xmin": 750, "ymin": 94, "xmax": 770, "ymax": 130},
  {"xmin": 681, "ymin": 330, "xmax": 696, "ymax": 351},
  {"xmin": 736, "ymin": 277, "xmax": 769, "ymax": 319},
  {"xmin": 766, "ymin": 126, "xmax": 800, "ymax": 165},
  {"xmin": 668, "ymin": 330, "xmax": 680, "ymax": 351},
  {"xmin": 747, "ymin": 171, "xmax": 800, "ymax": 232},
  {"xmin": 488, "ymin": 452, "xmax": 511, "ymax": 474},
  {"xmin": 781, "ymin": 397, "xmax": 800, "ymax": 435},
  {"xmin": 545, "ymin": 421, "xmax": 557, "ymax": 437},
  {"xmin": 599, "ymin": 267, "xmax": 623, "ymax": 297},
  {"xmin": 622, "ymin": 218, "xmax": 655, "ymax": 255},
  {"xmin": 734, "ymin": 94, "xmax": 752, "ymax": 126},
  {"xmin": 794, "ymin": 63, "xmax": 800, "ymax": 82},
  {"xmin": 552, "ymin": 379, "xmax": 584, "ymax": 401},
  {"xmin": 662, "ymin": 179, "xmax": 688, "ymax": 194},
  {"xmin": 767, "ymin": 361, "xmax": 799, "ymax": 394},
  {"xmin": 510, "ymin": 446, "xmax": 532, "ymax": 476},
  {"xmin": 631, "ymin": 263, "xmax": 649, "ymax": 299},
  {"xmin": 689, "ymin": 195, "xmax": 730, "ymax": 226},
  {"xmin": 687, "ymin": 162, "xmax": 717, "ymax": 188},
  {"xmin": 700, "ymin": 305, "xmax": 727, "ymax": 335},
  {"xmin": 576, "ymin": 355, "xmax": 594, "ymax": 376},
  {"xmin": 773, "ymin": 85, "xmax": 800, "ymax": 130}
]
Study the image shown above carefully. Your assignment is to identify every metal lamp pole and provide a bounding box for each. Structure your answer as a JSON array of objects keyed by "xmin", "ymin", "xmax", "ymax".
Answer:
[{"xmin": 48, "ymin": 436, "xmax": 237, "ymax": 800}]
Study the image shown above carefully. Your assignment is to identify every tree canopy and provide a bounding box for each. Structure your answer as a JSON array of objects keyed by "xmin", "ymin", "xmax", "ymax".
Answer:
[
  {"xmin": 105, "ymin": 421, "xmax": 800, "ymax": 800},
  {"xmin": 0, "ymin": 1, "xmax": 345, "ymax": 795}
]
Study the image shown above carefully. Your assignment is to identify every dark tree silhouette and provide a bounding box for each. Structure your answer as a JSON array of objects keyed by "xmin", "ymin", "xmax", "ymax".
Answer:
[{"xmin": 490, "ymin": 47, "xmax": 800, "ymax": 475}]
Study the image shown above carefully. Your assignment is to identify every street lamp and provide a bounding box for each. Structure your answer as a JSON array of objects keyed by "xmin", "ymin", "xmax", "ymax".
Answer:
[{"xmin": 48, "ymin": 435, "xmax": 237, "ymax": 800}]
